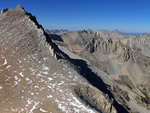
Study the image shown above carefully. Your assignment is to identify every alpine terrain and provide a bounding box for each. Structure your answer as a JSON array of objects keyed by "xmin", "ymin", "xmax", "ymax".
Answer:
[{"xmin": 0, "ymin": 5, "xmax": 150, "ymax": 113}]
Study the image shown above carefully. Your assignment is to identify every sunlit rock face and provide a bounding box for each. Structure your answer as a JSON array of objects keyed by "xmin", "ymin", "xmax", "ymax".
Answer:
[
  {"xmin": 0, "ymin": 5, "xmax": 118, "ymax": 113},
  {"xmin": 58, "ymin": 29, "xmax": 150, "ymax": 113}
]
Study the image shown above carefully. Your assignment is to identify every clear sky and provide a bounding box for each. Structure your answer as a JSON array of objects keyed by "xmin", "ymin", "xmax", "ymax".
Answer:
[{"xmin": 0, "ymin": 0, "xmax": 150, "ymax": 33}]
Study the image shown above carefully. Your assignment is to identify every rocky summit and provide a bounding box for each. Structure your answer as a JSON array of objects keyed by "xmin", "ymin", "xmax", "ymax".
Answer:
[{"xmin": 0, "ymin": 5, "xmax": 150, "ymax": 113}]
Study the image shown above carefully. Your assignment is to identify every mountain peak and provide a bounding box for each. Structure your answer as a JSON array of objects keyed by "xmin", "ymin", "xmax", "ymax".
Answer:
[{"xmin": 16, "ymin": 4, "xmax": 25, "ymax": 11}]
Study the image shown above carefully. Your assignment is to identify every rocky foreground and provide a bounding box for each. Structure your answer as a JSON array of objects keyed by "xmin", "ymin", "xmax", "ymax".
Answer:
[{"xmin": 0, "ymin": 5, "xmax": 150, "ymax": 113}]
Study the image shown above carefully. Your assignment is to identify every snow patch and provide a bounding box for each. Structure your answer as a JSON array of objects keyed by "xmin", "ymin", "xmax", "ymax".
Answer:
[
  {"xmin": 42, "ymin": 71, "xmax": 49, "ymax": 75},
  {"xmin": 34, "ymin": 86, "xmax": 39, "ymax": 88},
  {"xmin": 36, "ymin": 73, "xmax": 43, "ymax": 77},
  {"xmin": 14, "ymin": 76, "xmax": 19, "ymax": 80},
  {"xmin": 25, "ymin": 78, "xmax": 30, "ymax": 81},
  {"xmin": 3, "ymin": 59, "xmax": 7, "ymax": 65},
  {"xmin": 47, "ymin": 95, "xmax": 52, "ymax": 98},
  {"xmin": 29, "ymin": 101, "xmax": 39, "ymax": 113},
  {"xmin": 48, "ymin": 77, "xmax": 53, "ymax": 81},
  {"xmin": 19, "ymin": 72, "xmax": 24, "ymax": 77},
  {"xmin": 42, "ymin": 64, "xmax": 49, "ymax": 70},
  {"xmin": 6, "ymin": 65, "xmax": 11, "ymax": 69},
  {"xmin": 12, "ymin": 81, "xmax": 18, "ymax": 87},
  {"xmin": 43, "ymin": 57, "xmax": 47, "ymax": 61},
  {"xmin": 40, "ymin": 108, "xmax": 48, "ymax": 112},
  {"xmin": 58, "ymin": 81, "xmax": 65, "ymax": 86}
]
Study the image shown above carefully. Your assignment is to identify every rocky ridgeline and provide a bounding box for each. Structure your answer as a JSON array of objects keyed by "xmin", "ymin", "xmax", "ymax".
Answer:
[
  {"xmin": 0, "ymin": 5, "xmax": 60, "ymax": 60},
  {"xmin": 84, "ymin": 35, "xmax": 150, "ymax": 66},
  {"xmin": 59, "ymin": 29, "xmax": 150, "ymax": 113},
  {"xmin": 0, "ymin": 5, "xmax": 120, "ymax": 113}
]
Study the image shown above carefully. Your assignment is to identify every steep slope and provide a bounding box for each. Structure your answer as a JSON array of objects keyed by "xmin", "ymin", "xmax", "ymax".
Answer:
[
  {"xmin": 0, "ymin": 5, "xmax": 118, "ymax": 113},
  {"xmin": 58, "ymin": 30, "xmax": 150, "ymax": 113}
]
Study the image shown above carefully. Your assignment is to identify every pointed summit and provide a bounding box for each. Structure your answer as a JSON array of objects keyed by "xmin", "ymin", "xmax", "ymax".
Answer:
[{"xmin": 16, "ymin": 4, "xmax": 25, "ymax": 11}]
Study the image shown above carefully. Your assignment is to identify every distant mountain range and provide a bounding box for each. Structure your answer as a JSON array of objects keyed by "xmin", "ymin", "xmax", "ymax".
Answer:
[
  {"xmin": 45, "ymin": 29, "xmax": 69, "ymax": 35},
  {"xmin": 45, "ymin": 29, "xmax": 150, "ymax": 37},
  {"xmin": 123, "ymin": 32, "xmax": 150, "ymax": 36}
]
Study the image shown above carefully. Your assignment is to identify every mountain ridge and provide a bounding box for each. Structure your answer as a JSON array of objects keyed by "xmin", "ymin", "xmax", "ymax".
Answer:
[{"xmin": 0, "ymin": 5, "xmax": 120, "ymax": 113}]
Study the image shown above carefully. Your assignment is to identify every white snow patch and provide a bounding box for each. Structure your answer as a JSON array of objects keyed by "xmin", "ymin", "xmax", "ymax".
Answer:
[
  {"xmin": 25, "ymin": 78, "xmax": 30, "ymax": 81},
  {"xmin": 42, "ymin": 66, "xmax": 49, "ymax": 70},
  {"xmin": 26, "ymin": 98, "xmax": 33, "ymax": 107},
  {"xmin": 42, "ymin": 71, "xmax": 49, "ymax": 75},
  {"xmin": 58, "ymin": 81, "xmax": 65, "ymax": 86},
  {"xmin": 47, "ymin": 95, "xmax": 52, "ymax": 98},
  {"xmin": 29, "ymin": 68, "xmax": 35, "ymax": 72},
  {"xmin": 34, "ymin": 86, "xmax": 39, "ymax": 88},
  {"xmin": 6, "ymin": 65, "xmax": 11, "ymax": 69},
  {"xmin": 12, "ymin": 81, "xmax": 18, "ymax": 87},
  {"xmin": 58, "ymin": 103, "xmax": 66, "ymax": 112},
  {"xmin": 26, "ymin": 78, "xmax": 32, "ymax": 84},
  {"xmin": 43, "ymin": 57, "xmax": 47, "ymax": 61},
  {"xmin": 0, "ymin": 86, "xmax": 2, "ymax": 89},
  {"xmin": 48, "ymin": 77, "xmax": 53, "ymax": 81},
  {"xmin": 39, "ymin": 79, "xmax": 45, "ymax": 83},
  {"xmin": 14, "ymin": 76, "xmax": 19, "ymax": 80},
  {"xmin": 70, "ymin": 96, "xmax": 95, "ymax": 113},
  {"xmin": 31, "ymin": 92, "xmax": 34, "ymax": 95},
  {"xmin": 4, "ymin": 59, "xmax": 7, "ymax": 65},
  {"xmin": 40, "ymin": 108, "xmax": 48, "ymax": 112},
  {"xmin": 19, "ymin": 72, "xmax": 24, "ymax": 77},
  {"xmin": 36, "ymin": 73, "xmax": 43, "ymax": 77},
  {"xmin": 29, "ymin": 101, "xmax": 39, "ymax": 113},
  {"xmin": 47, "ymin": 85, "xmax": 54, "ymax": 92}
]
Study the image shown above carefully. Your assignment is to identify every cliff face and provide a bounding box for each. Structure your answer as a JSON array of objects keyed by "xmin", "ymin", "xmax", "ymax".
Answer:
[
  {"xmin": 59, "ymin": 30, "xmax": 150, "ymax": 113},
  {"xmin": 0, "ymin": 5, "xmax": 118, "ymax": 113}
]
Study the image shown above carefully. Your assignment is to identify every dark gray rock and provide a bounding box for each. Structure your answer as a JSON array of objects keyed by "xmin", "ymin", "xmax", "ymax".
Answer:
[{"xmin": 1, "ymin": 8, "xmax": 8, "ymax": 13}]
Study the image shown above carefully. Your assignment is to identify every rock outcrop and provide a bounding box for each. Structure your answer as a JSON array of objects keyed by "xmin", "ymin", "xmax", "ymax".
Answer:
[{"xmin": 1, "ymin": 8, "xmax": 8, "ymax": 13}]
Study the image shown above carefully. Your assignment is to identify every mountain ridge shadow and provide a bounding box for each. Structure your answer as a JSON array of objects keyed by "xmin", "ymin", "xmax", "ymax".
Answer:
[
  {"xmin": 71, "ymin": 59, "xmax": 129, "ymax": 113},
  {"xmin": 45, "ymin": 33, "xmax": 129, "ymax": 113}
]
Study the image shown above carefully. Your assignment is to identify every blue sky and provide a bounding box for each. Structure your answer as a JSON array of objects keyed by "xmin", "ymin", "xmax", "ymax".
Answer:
[{"xmin": 0, "ymin": 0, "xmax": 150, "ymax": 33}]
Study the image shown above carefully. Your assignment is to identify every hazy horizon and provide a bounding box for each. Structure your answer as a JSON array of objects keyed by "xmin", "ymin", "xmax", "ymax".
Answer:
[
  {"xmin": 45, "ymin": 28, "xmax": 150, "ymax": 34},
  {"xmin": 0, "ymin": 0, "xmax": 150, "ymax": 33}
]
